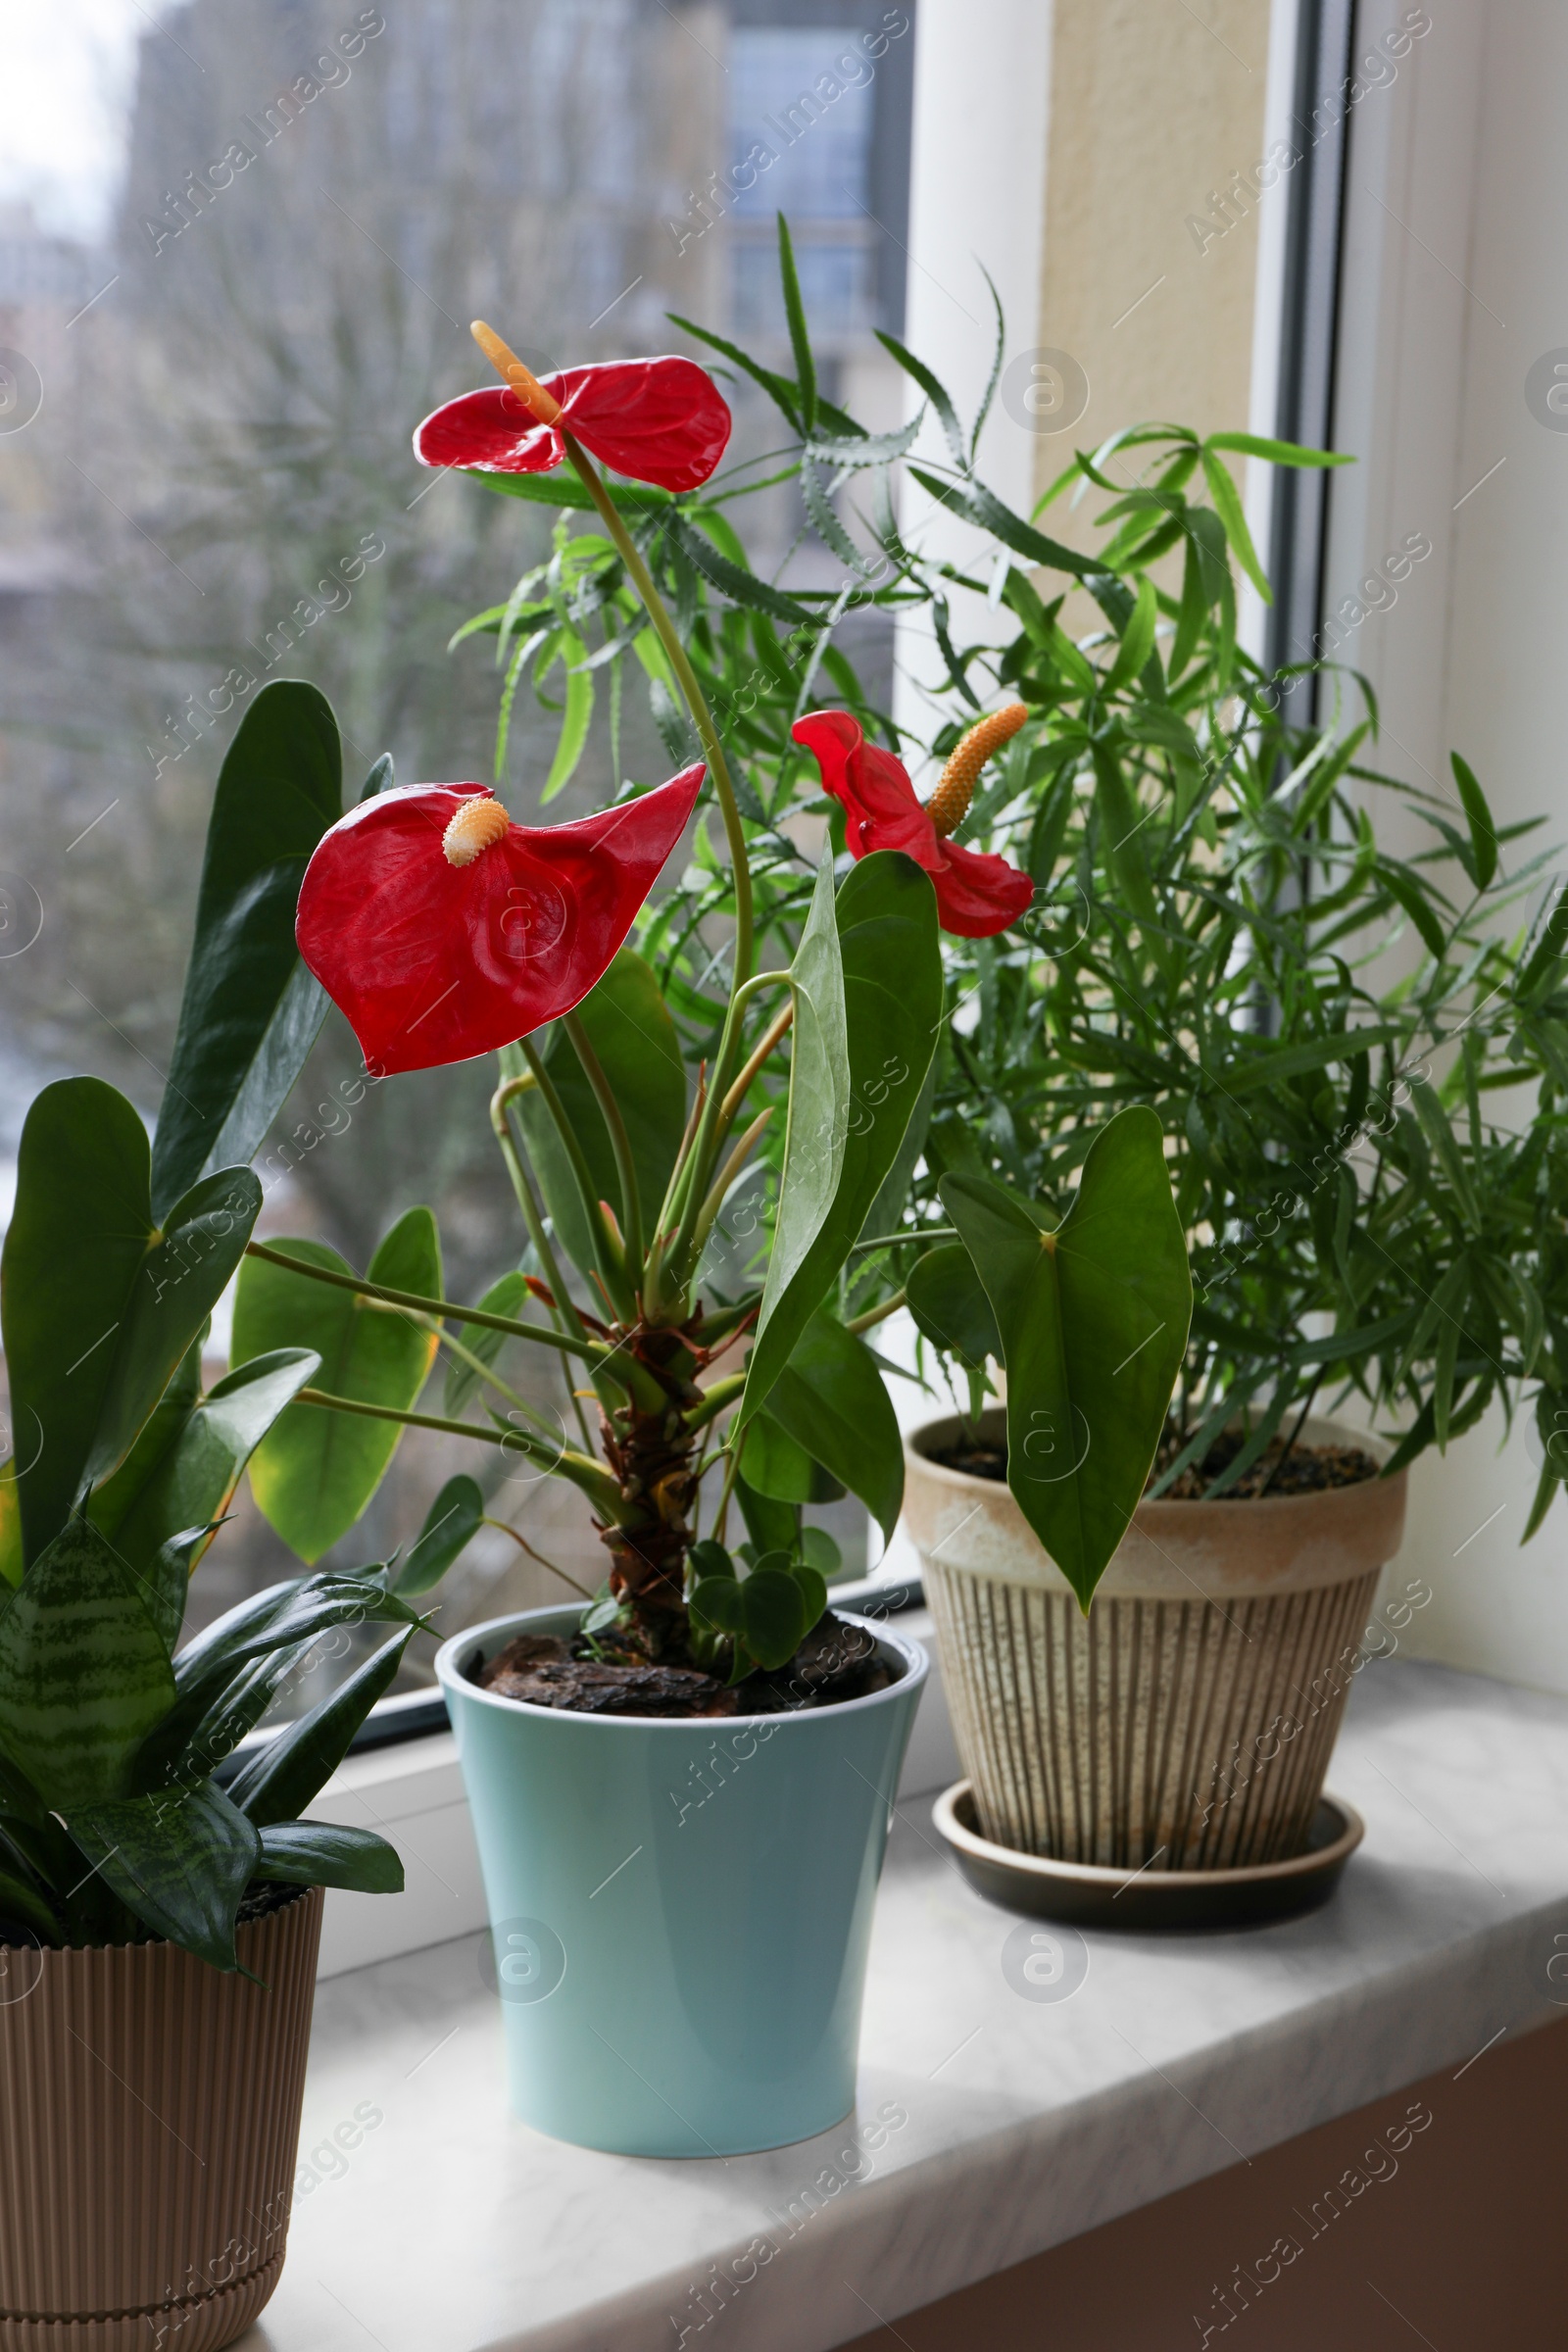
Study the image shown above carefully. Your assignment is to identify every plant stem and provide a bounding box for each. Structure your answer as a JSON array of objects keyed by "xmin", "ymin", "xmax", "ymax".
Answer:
[
  {"xmin": 242, "ymin": 1243, "xmax": 596, "ymax": 1361},
  {"xmin": 490, "ymin": 1073, "xmax": 598, "ymax": 1450},
  {"xmin": 681, "ymin": 1372, "xmax": 747, "ymax": 1438},
  {"xmin": 846, "ymin": 1288, "xmax": 906, "ymax": 1336},
  {"xmin": 482, "ymin": 1516, "xmax": 597, "ymax": 1600},
  {"xmin": 295, "ymin": 1387, "xmax": 627, "ymax": 1519},
  {"xmin": 563, "ymin": 433, "xmax": 754, "ymax": 994}
]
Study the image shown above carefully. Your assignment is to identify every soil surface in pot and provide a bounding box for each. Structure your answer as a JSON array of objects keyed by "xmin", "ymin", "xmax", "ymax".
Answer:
[
  {"xmin": 928, "ymin": 1424, "xmax": 1382, "ymax": 1500},
  {"xmin": 469, "ymin": 1610, "xmax": 898, "ymax": 1718}
]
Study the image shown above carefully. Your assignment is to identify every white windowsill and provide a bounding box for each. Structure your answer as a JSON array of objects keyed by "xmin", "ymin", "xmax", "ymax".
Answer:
[{"xmin": 265, "ymin": 1654, "xmax": 1568, "ymax": 2352}]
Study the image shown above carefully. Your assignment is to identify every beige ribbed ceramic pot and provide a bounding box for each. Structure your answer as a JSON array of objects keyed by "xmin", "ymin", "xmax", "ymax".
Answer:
[
  {"xmin": 906, "ymin": 1412, "xmax": 1406, "ymax": 1872},
  {"xmin": 0, "ymin": 1885, "xmax": 322, "ymax": 2351}
]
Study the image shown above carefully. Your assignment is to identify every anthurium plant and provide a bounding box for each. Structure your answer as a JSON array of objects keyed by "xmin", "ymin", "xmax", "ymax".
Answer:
[{"xmin": 468, "ymin": 219, "xmax": 1564, "ymax": 1533}]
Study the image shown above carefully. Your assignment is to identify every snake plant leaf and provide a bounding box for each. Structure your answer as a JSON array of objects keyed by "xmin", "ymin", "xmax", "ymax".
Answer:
[
  {"xmin": 87, "ymin": 1330, "xmax": 206, "ymax": 1540},
  {"xmin": 252, "ymin": 1820, "xmax": 404, "ymax": 1893},
  {"xmin": 0, "ymin": 1516, "xmax": 176, "ymax": 1808},
  {"xmin": 906, "ymin": 1242, "xmax": 1003, "ymax": 1369},
  {"xmin": 138, "ymin": 1523, "xmax": 219, "ymax": 1657},
  {"xmin": 87, "ymin": 1167, "xmax": 264, "ymax": 1495},
  {"xmin": 93, "ymin": 1348, "xmax": 322, "ymax": 1585},
  {"xmin": 0, "ymin": 1463, "xmax": 21, "ymax": 1592},
  {"xmin": 65, "ymin": 1783, "xmax": 260, "ymax": 1972},
  {"xmin": 150, "ymin": 680, "xmax": 341, "ymax": 1222},
  {"xmin": 138, "ymin": 1572, "xmax": 418, "ymax": 1792},
  {"xmin": 0, "ymin": 1864, "xmax": 60, "ymax": 1945},
  {"xmin": 227, "ymin": 1627, "xmax": 414, "ymax": 1824},
  {"xmin": 516, "ymin": 950, "xmax": 688, "ymax": 1275},
  {"xmin": 1, "ymin": 1080, "xmax": 259, "ymax": 1565},
  {"xmin": 740, "ymin": 852, "xmax": 942, "ymax": 1430},
  {"xmin": 232, "ymin": 1208, "xmax": 442, "ymax": 1562},
  {"xmin": 762, "ymin": 1311, "xmax": 905, "ymax": 1544},
  {"xmin": 941, "ymin": 1105, "xmax": 1192, "ymax": 1609},
  {"xmin": 393, "ymin": 1476, "xmax": 485, "ymax": 1595}
]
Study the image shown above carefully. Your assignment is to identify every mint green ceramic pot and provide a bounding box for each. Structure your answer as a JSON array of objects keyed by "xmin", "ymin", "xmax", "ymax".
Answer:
[{"xmin": 435, "ymin": 1604, "xmax": 927, "ymax": 2157}]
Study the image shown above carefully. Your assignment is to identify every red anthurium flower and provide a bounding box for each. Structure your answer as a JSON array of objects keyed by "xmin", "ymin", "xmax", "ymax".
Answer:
[
  {"xmin": 792, "ymin": 708, "xmax": 1036, "ymax": 939},
  {"xmin": 415, "ymin": 322, "xmax": 731, "ymax": 495},
  {"xmin": 296, "ymin": 766, "xmax": 704, "ymax": 1075}
]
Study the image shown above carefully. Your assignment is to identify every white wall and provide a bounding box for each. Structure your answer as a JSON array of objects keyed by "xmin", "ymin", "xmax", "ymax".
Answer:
[
  {"xmin": 1327, "ymin": 0, "xmax": 1568, "ymax": 1690},
  {"xmin": 892, "ymin": 0, "xmax": 1054, "ymax": 756}
]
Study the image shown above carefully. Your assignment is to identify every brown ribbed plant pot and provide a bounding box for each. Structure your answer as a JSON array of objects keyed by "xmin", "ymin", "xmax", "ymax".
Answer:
[
  {"xmin": 0, "ymin": 1884, "xmax": 322, "ymax": 2351},
  {"xmin": 906, "ymin": 1412, "xmax": 1407, "ymax": 1872}
]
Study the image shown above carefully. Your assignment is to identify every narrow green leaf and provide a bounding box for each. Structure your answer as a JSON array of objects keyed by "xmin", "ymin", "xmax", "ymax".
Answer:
[
  {"xmin": 1449, "ymin": 753, "xmax": 1497, "ymax": 890},
  {"xmin": 1101, "ymin": 572, "xmax": 1159, "ymax": 699},
  {"xmin": 1377, "ymin": 862, "xmax": 1448, "ymax": 959},
  {"xmin": 942, "ymin": 1106, "xmax": 1192, "ymax": 1608},
  {"xmin": 1203, "ymin": 432, "xmax": 1353, "ymax": 467},
  {"xmin": 151, "ymin": 681, "xmax": 341, "ymax": 1219},
  {"xmin": 776, "ymin": 215, "xmax": 816, "ymax": 432},
  {"xmin": 542, "ymin": 626, "xmax": 594, "ymax": 803},
  {"xmin": 874, "ymin": 333, "xmax": 966, "ymax": 468},
  {"xmin": 228, "ymin": 1629, "xmax": 413, "ymax": 1824},
  {"xmin": 1199, "ymin": 448, "xmax": 1269, "ymax": 603}
]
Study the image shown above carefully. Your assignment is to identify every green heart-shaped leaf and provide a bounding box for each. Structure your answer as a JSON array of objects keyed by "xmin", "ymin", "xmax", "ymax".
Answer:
[
  {"xmin": 942, "ymin": 1104, "xmax": 1191, "ymax": 1609},
  {"xmin": 232, "ymin": 1208, "xmax": 441, "ymax": 1561}
]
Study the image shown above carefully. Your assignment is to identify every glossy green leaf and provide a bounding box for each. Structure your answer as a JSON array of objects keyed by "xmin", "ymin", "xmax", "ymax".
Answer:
[
  {"xmin": 762, "ymin": 1312, "xmax": 904, "ymax": 1543},
  {"xmin": 942, "ymin": 1105, "xmax": 1192, "ymax": 1608},
  {"xmin": 733, "ymin": 1471, "xmax": 798, "ymax": 1558},
  {"xmin": 1, "ymin": 1080, "xmax": 259, "ymax": 1564},
  {"xmin": 93, "ymin": 1349, "xmax": 321, "ymax": 1585},
  {"xmin": 740, "ymin": 853, "xmax": 942, "ymax": 1428},
  {"xmin": 518, "ymin": 952, "xmax": 688, "ymax": 1276},
  {"xmin": 1449, "ymin": 753, "xmax": 1497, "ymax": 891},
  {"xmin": 394, "ymin": 1476, "xmax": 484, "ymax": 1595},
  {"xmin": 907, "ymin": 1243, "xmax": 1002, "ymax": 1369},
  {"xmin": 739, "ymin": 1411, "xmax": 846, "ymax": 1505},
  {"xmin": 227, "ymin": 1628, "xmax": 413, "ymax": 1824},
  {"xmin": 0, "ymin": 1463, "xmax": 20, "ymax": 1592},
  {"xmin": 231, "ymin": 1209, "xmax": 441, "ymax": 1562},
  {"xmin": 0, "ymin": 1518, "xmax": 175, "ymax": 1807},
  {"xmin": 253, "ymin": 1820, "xmax": 403, "ymax": 1893},
  {"xmin": 65, "ymin": 1784, "xmax": 259, "ymax": 1972},
  {"xmin": 150, "ymin": 681, "xmax": 341, "ymax": 1221},
  {"xmin": 443, "ymin": 1270, "xmax": 528, "ymax": 1417}
]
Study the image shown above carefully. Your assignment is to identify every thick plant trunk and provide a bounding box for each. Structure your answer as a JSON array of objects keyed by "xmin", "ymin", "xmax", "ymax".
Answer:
[{"xmin": 595, "ymin": 1323, "xmax": 703, "ymax": 1656}]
